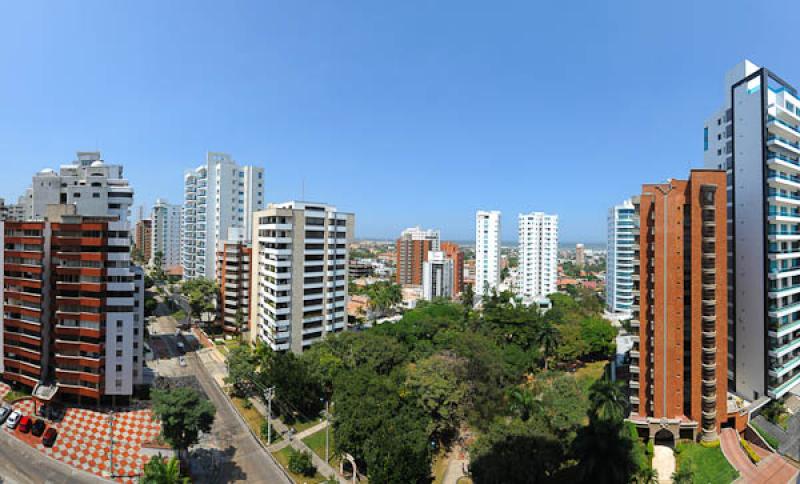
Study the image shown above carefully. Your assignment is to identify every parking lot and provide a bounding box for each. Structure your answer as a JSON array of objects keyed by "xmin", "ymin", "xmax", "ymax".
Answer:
[{"xmin": 0, "ymin": 383, "xmax": 162, "ymax": 481}]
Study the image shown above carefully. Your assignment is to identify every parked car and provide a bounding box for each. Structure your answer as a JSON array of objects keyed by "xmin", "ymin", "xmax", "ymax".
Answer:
[
  {"xmin": 42, "ymin": 427, "xmax": 58, "ymax": 447},
  {"xmin": 31, "ymin": 418, "xmax": 46, "ymax": 437},
  {"xmin": 0, "ymin": 405, "xmax": 12, "ymax": 424},
  {"xmin": 18, "ymin": 416, "xmax": 32, "ymax": 433},
  {"xmin": 6, "ymin": 410, "xmax": 22, "ymax": 429}
]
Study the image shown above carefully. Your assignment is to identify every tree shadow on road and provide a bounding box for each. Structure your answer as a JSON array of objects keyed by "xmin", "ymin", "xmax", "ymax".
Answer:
[{"xmin": 190, "ymin": 446, "xmax": 247, "ymax": 483}]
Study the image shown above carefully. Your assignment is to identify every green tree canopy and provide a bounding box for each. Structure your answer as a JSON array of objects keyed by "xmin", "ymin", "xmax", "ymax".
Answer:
[{"xmin": 152, "ymin": 388, "xmax": 216, "ymax": 456}]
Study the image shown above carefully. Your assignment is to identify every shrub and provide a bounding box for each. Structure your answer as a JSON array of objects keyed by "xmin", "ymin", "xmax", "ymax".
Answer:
[
  {"xmin": 646, "ymin": 439, "xmax": 654, "ymax": 457},
  {"xmin": 288, "ymin": 449, "xmax": 316, "ymax": 477},
  {"xmin": 241, "ymin": 399, "xmax": 253, "ymax": 410},
  {"xmin": 260, "ymin": 421, "xmax": 271, "ymax": 441},
  {"xmin": 700, "ymin": 439, "xmax": 720, "ymax": 448},
  {"xmin": 741, "ymin": 438, "xmax": 761, "ymax": 464}
]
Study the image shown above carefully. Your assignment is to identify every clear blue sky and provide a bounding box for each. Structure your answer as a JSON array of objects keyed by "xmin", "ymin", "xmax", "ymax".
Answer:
[{"xmin": 0, "ymin": 1, "xmax": 792, "ymax": 242}]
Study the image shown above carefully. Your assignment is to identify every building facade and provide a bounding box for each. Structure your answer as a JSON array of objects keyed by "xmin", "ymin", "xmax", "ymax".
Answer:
[
  {"xmin": 249, "ymin": 202, "xmax": 354, "ymax": 353},
  {"xmin": 704, "ymin": 60, "xmax": 800, "ymax": 400},
  {"xmin": 216, "ymin": 228, "xmax": 251, "ymax": 334},
  {"xmin": 134, "ymin": 219, "xmax": 152, "ymax": 264},
  {"xmin": 475, "ymin": 210, "xmax": 501, "ymax": 297},
  {"xmin": 607, "ymin": 199, "xmax": 636, "ymax": 316},
  {"xmin": 1, "ymin": 206, "xmax": 143, "ymax": 404},
  {"xmin": 518, "ymin": 212, "xmax": 559, "ymax": 300},
  {"xmin": 575, "ymin": 243, "xmax": 585, "ymax": 267},
  {"xmin": 183, "ymin": 152, "xmax": 264, "ymax": 280},
  {"xmin": 441, "ymin": 242, "xmax": 464, "ymax": 296},
  {"xmin": 627, "ymin": 170, "xmax": 730, "ymax": 442},
  {"xmin": 150, "ymin": 199, "xmax": 182, "ymax": 269},
  {"xmin": 395, "ymin": 227, "xmax": 440, "ymax": 287},
  {"xmin": 422, "ymin": 251, "xmax": 454, "ymax": 300}
]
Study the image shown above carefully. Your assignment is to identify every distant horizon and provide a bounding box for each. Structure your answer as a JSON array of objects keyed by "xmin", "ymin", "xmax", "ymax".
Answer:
[{"xmin": 355, "ymin": 237, "xmax": 606, "ymax": 248}]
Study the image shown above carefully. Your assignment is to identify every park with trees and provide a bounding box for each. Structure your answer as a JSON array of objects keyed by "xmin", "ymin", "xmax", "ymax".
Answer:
[{"xmin": 224, "ymin": 286, "xmax": 660, "ymax": 483}]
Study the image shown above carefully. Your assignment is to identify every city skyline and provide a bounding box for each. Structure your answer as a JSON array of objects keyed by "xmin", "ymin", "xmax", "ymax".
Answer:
[{"xmin": 3, "ymin": 1, "xmax": 797, "ymax": 242}]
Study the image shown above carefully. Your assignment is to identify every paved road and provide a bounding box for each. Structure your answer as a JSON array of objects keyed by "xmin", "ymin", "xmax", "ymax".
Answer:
[
  {"xmin": 0, "ymin": 423, "xmax": 109, "ymax": 484},
  {"xmin": 148, "ymin": 303, "xmax": 289, "ymax": 484}
]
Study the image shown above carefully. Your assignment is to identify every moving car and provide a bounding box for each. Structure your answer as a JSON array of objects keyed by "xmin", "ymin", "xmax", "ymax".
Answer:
[
  {"xmin": 18, "ymin": 416, "xmax": 32, "ymax": 433},
  {"xmin": 31, "ymin": 418, "xmax": 46, "ymax": 437},
  {"xmin": 0, "ymin": 405, "xmax": 12, "ymax": 424},
  {"xmin": 42, "ymin": 427, "xmax": 58, "ymax": 447},
  {"xmin": 6, "ymin": 410, "xmax": 22, "ymax": 429}
]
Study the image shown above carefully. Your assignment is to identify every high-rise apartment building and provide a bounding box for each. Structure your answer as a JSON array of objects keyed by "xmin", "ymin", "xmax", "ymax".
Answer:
[
  {"xmin": 441, "ymin": 242, "xmax": 464, "ymax": 296},
  {"xmin": 249, "ymin": 202, "xmax": 354, "ymax": 353},
  {"xmin": 475, "ymin": 210, "xmax": 501, "ymax": 297},
  {"xmin": 704, "ymin": 60, "xmax": 800, "ymax": 400},
  {"xmin": 134, "ymin": 219, "xmax": 153, "ymax": 264},
  {"xmin": 422, "ymin": 251, "xmax": 454, "ymax": 300},
  {"xmin": 607, "ymin": 199, "xmax": 636, "ymax": 316},
  {"xmin": 216, "ymin": 228, "xmax": 251, "ymax": 334},
  {"xmin": 395, "ymin": 227, "xmax": 440, "ymax": 286},
  {"xmin": 2, "ymin": 204, "xmax": 144, "ymax": 404},
  {"xmin": 627, "ymin": 170, "xmax": 734, "ymax": 442},
  {"xmin": 518, "ymin": 212, "xmax": 559, "ymax": 300},
  {"xmin": 183, "ymin": 152, "xmax": 264, "ymax": 280},
  {"xmin": 150, "ymin": 199, "xmax": 182, "ymax": 269}
]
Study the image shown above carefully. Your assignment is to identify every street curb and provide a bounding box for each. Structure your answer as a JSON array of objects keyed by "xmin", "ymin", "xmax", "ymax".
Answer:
[{"xmin": 193, "ymin": 352, "xmax": 296, "ymax": 484}]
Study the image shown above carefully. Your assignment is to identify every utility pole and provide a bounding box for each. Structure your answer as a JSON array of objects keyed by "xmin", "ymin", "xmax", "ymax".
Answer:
[{"xmin": 265, "ymin": 387, "xmax": 276, "ymax": 444}]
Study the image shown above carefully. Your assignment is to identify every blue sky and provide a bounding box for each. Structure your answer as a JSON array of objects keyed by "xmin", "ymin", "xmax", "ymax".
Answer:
[{"xmin": 0, "ymin": 1, "xmax": 791, "ymax": 242}]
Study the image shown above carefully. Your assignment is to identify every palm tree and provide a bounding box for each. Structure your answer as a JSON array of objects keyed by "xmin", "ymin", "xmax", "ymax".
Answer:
[
  {"xmin": 589, "ymin": 377, "xmax": 626, "ymax": 424},
  {"xmin": 142, "ymin": 455, "xmax": 188, "ymax": 484},
  {"xmin": 506, "ymin": 387, "xmax": 540, "ymax": 421},
  {"xmin": 637, "ymin": 467, "xmax": 659, "ymax": 484},
  {"xmin": 536, "ymin": 322, "xmax": 560, "ymax": 370}
]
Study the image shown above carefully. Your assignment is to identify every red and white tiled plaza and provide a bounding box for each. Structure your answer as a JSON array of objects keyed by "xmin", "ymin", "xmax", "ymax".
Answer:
[{"xmin": 0, "ymin": 382, "xmax": 162, "ymax": 482}]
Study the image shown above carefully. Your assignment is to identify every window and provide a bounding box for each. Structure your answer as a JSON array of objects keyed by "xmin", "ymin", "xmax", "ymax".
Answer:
[
  {"xmin": 116, "ymin": 320, "xmax": 123, "ymax": 328},
  {"xmin": 116, "ymin": 350, "xmax": 123, "ymax": 357},
  {"xmin": 116, "ymin": 335, "xmax": 123, "ymax": 342},
  {"xmin": 92, "ymin": 193, "xmax": 100, "ymax": 198},
  {"xmin": 116, "ymin": 364, "xmax": 123, "ymax": 372}
]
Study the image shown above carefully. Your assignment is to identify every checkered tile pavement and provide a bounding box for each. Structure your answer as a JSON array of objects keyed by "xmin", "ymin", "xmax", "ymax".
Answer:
[{"xmin": 0, "ymin": 383, "xmax": 163, "ymax": 482}]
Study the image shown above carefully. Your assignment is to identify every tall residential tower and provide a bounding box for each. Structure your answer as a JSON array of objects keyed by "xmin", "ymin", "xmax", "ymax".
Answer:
[
  {"xmin": 518, "ymin": 212, "xmax": 559, "ymax": 300},
  {"xmin": 704, "ymin": 61, "xmax": 800, "ymax": 400},
  {"xmin": 150, "ymin": 199, "xmax": 182, "ymax": 269},
  {"xmin": 475, "ymin": 210, "xmax": 501, "ymax": 297},
  {"xmin": 249, "ymin": 202, "xmax": 354, "ymax": 353},
  {"xmin": 607, "ymin": 199, "xmax": 636, "ymax": 317},
  {"xmin": 183, "ymin": 152, "xmax": 264, "ymax": 280}
]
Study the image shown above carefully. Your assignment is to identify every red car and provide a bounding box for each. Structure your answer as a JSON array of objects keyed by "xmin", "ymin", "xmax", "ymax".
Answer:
[
  {"xmin": 18, "ymin": 416, "xmax": 31, "ymax": 433},
  {"xmin": 42, "ymin": 427, "xmax": 58, "ymax": 447}
]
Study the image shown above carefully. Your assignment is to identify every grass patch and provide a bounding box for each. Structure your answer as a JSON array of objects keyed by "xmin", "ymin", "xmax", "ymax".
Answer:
[
  {"xmin": 4, "ymin": 387, "xmax": 31, "ymax": 402},
  {"xmin": 575, "ymin": 361, "xmax": 608, "ymax": 392},
  {"xmin": 751, "ymin": 422, "xmax": 781, "ymax": 450},
  {"xmin": 302, "ymin": 426, "xmax": 339, "ymax": 467},
  {"xmin": 231, "ymin": 397, "xmax": 282, "ymax": 445},
  {"xmin": 272, "ymin": 446, "xmax": 331, "ymax": 484},
  {"xmin": 675, "ymin": 441, "xmax": 738, "ymax": 484}
]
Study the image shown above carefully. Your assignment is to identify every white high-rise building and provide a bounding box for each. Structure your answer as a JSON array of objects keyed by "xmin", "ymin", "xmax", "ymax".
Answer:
[
  {"xmin": 150, "ymin": 199, "xmax": 182, "ymax": 269},
  {"xmin": 607, "ymin": 200, "xmax": 636, "ymax": 317},
  {"xmin": 249, "ymin": 201, "xmax": 354, "ymax": 353},
  {"xmin": 422, "ymin": 250, "xmax": 453, "ymax": 300},
  {"xmin": 704, "ymin": 60, "xmax": 800, "ymax": 399},
  {"xmin": 475, "ymin": 210, "xmax": 501, "ymax": 296},
  {"xmin": 518, "ymin": 212, "xmax": 559, "ymax": 300},
  {"xmin": 183, "ymin": 152, "xmax": 265, "ymax": 280}
]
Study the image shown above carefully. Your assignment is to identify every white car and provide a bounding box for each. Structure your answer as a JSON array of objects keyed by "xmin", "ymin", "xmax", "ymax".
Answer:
[{"xmin": 6, "ymin": 410, "xmax": 22, "ymax": 429}]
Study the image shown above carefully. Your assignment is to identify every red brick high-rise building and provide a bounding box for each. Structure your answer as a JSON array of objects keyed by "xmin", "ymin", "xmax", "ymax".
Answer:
[
  {"xmin": 395, "ymin": 227, "xmax": 439, "ymax": 287},
  {"xmin": 627, "ymin": 170, "xmax": 744, "ymax": 443},
  {"xmin": 216, "ymin": 235, "xmax": 252, "ymax": 335},
  {"xmin": 441, "ymin": 242, "xmax": 464, "ymax": 296}
]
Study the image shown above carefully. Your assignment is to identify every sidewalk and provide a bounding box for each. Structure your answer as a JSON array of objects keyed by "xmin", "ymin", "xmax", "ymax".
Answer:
[{"xmin": 196, "ymin": 346, "xmax": 347, "ymax": 484}]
